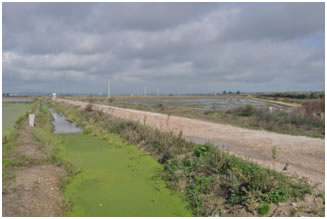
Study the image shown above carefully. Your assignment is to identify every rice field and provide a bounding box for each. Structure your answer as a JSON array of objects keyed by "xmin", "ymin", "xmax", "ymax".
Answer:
[{"xmin": 2, "ymin": 103, "xmax": 31, "ymax": 131}]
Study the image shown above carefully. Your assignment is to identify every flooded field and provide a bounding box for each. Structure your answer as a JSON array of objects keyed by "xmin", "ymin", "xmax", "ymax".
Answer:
[
  {"xmin": 114, "ymin": 96, "xmax": 288, "ymax": 111},
  {"xmin": 2, "ymin": 103, "xmax": 31, "ymax": 131},
  {"xmin": 3, "ymin": 98, "xmax": 34, "ymax": 103}
]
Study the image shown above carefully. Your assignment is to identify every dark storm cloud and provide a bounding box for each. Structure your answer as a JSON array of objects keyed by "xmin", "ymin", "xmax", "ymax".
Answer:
[{"xmin": 2, "ymin": 2, "xmax": 325, "ymax": 94}]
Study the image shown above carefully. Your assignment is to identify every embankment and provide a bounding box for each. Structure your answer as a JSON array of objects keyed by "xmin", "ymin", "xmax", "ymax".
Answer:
[{"xmin": 57, "ymin": 98, "xmax": 325, "ymax": 192}]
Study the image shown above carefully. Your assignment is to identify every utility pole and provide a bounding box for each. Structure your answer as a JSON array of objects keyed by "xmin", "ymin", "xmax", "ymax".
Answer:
[
  {"xmin": 144, "ymin": 86, "xmax": 147, "ymax": 96},
  {"xmin": 107, "ymin": 80, "xmax": 111, "ymax": 98}
]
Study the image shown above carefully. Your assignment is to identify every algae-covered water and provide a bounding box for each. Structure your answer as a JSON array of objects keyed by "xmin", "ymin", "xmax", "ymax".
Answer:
[{"xmin": 59, "ymin": 133, "xmax": 191, "ymax": 216}]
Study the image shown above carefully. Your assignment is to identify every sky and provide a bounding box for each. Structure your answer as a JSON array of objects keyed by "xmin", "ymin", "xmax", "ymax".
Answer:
[{"xmin": 2, "ymin": 2, "xmax": 325, "ymax": 95}]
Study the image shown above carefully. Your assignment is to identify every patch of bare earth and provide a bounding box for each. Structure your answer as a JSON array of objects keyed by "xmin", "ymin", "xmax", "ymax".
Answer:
[
  {"xmin": 2, "ymin": 116, "xmax": 66, "ymax": 216},
  {"xmin": 58, "ymin": 98, "xmax": 325, "ymax": 216},
  {"xmin": 12, "ymin": 122, "xmax": 47, "ymax": 161},
  {"xmin": 2, "ymin": 165, "xmax": 66, "ymax": 217}
]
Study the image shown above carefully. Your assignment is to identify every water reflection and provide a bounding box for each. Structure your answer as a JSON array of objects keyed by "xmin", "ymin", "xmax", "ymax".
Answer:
[{"xmin": 49, "ymin": 108, "xmax": 82, "ymax": 134}]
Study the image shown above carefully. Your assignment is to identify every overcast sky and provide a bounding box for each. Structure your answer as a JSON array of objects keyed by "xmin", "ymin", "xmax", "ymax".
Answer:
[{"xmin": 2, "ymin": 2, "xmax": 325, "ymax": 94}]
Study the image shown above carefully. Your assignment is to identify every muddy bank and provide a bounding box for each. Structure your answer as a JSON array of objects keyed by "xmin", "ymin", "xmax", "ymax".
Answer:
[{"xmin": 57, "ymin": 98, "xmax": 325, "ymax": 192}]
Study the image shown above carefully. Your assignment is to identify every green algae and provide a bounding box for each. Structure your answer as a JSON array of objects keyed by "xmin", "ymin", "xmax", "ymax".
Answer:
[{"xmin": 59, "ymin": 133, "xmax": 192, "ymax": 217}]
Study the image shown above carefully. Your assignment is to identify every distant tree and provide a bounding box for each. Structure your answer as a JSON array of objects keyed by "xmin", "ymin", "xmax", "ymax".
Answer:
[
  {"xmin": 223, "ymin": 90, "xmax": 227, "ymax": 95},
  {"xmin": 228, "ymin": 91, "xmax": 232, "ymax": 94},
  {"xmin": 236, "ymin": 91, "xmax": 241, "ymax": 94}
]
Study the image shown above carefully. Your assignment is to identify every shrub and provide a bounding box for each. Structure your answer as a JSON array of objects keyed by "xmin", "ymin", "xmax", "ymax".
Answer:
[
  {"xmin": 302, "ymin": 99, "xmax": 325, "ymax": 115},
  {"xmin": 108, "ymin": 97, "xmax": 115, "ymax": 103},
  {"xmin": 85, "ymin": 104, "xmax": 93, "ymax": 112},
  {"xmin": 231, "ymin": 105, "xmax": 256, "ymax": 117}
]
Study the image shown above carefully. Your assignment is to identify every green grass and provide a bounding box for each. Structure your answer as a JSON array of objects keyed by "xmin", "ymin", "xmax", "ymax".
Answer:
[
  {"xmin": 2, "ymin": 103, "xmax": 31, "ymax": 131},
  {"xmin": 257, "ymin": 203, "xmax": 270, "ymax": 216}
]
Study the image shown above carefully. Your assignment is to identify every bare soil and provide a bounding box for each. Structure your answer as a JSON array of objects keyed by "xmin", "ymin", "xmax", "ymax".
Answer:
[
  {"xmin": 2, "ymin": 117, "xmax": 66, "ymax": 216},
  {"xmin": 13, "ymin": 123, "xmax": 47, "ymax": 161},
  {"xmin": 58, "ymin": 98, "xmax": 325, "ymax": 193},
  {"xmin": 2, "ymin": 165, "xmax": 66, "ymax": 217}
]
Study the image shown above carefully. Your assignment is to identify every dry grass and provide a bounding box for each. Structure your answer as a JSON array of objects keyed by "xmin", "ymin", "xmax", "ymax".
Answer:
[{"xmin": 301, "ymin": 99, "xmax": 325, "ymax": 116}]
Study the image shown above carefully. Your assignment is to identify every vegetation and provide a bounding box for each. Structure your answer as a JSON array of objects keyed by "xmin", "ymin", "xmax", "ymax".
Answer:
[
  {"xmin": 257, "ymin": 91, "xmax": 324, "ymax": 100},
  {"xmin": 2, "ymin": 102, "xmax": 38, "ymax": 183},
  {"xmin": 255, "ymin": 91, "xmax": 324, "ymax": 105},
  {"xmin": 53, "ymin": 101, "xmax": 312, "ymax": 216},
  {"xmin": 257, "ymin": 203, "xmax": 270, "ymax": 216},
  {"xmin": 70, "ymin": 96, "xmax": 324, "ymax": 138},
  {"xmin": 223, "ymin": 104, "xmax": 324, "ymax": 138},
  {"xmin": 2, "ymin": 102, "xmax": 38, "ymax": 160},
  {"xmin": 29, "ymin": 102, "xmax": 85, "ymax": 202}
]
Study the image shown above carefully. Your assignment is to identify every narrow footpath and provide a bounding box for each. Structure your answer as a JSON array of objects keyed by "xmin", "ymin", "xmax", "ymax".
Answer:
[{"xmin": 2, "ymin": 115, "xmax": 66, "ymax": 216}]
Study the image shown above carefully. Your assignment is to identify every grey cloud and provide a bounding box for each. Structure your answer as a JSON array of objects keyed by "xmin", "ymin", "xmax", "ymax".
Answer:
[
  {"xmin": 2, "ymin": 2, "xmax": 325, "ymax": 94},
  {"xmin": 220, "ymin": 3, "xmax": 325, "ymax": 41}
]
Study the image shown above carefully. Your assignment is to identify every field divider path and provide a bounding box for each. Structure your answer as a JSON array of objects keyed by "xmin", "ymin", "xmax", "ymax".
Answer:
[{"xmin": 57, "ymin": 98, "xmax": 325, "ymax": 192}]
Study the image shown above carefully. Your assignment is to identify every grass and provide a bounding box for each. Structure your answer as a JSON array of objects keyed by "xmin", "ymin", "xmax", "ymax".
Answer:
[
  {"xmin": 257, "ymin": 203, "xmax": 270, "ymax": 216},
  {"xmin": 53, "ymin": 101, "xmax": 313, "ymax": 216},
  {"xmin": 223, "ymin": 105, "xmax": 324, "ymax": 138}
]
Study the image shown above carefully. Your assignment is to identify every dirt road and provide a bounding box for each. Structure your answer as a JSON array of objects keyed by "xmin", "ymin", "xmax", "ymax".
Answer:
[{"xmin": 57, "ymin": 98, "xmax": 325, "ymax": 191}]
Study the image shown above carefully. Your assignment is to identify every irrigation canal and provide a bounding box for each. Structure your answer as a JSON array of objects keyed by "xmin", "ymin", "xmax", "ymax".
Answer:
[{"xmin": 49, "ymin": 108, "xmax": 191, "ymax": 216}]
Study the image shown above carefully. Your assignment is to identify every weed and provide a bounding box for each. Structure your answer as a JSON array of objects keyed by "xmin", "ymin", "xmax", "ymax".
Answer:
[
  {"xmin": 290, "ymin": 208, "xmax": 297, "ymax": 216},
  {"xmin": 315, "ymin": 193, "xmax": 325, "ymax": 200},
  {"xmin": 267, "ymin": 189, "xmax": 290, "ymax": 203},
  {"xmin": 257, "ymin": 203, "xmax": 270, "ymax": 216}
]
